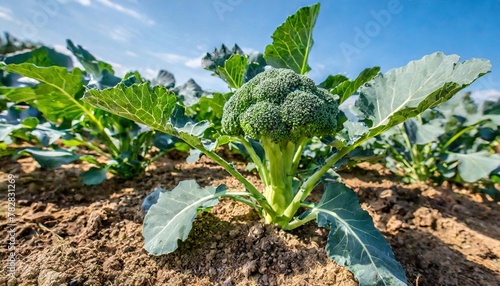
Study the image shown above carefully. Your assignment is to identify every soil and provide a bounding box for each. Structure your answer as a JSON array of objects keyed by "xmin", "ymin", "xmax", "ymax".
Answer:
[{"xmin": 0, "ymin": 151, "xmax": 499, "ymax": 286}]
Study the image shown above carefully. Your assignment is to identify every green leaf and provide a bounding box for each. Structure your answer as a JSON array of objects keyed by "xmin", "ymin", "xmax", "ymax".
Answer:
[
  {"xmin": 331, "ymin": 67, "xmax": 380, "ymax": 104},
  {"xmin": 84, "ymin": 83, "xmax": 179, "ymax": 134},
  {"xmin": 172, "ymin": 79, "xmax": 205, "ymax": 107},
  {"xmin": 84, "ymin": 83, "xmax": 216, "ymax": 149},
  {"xmin": 66, "ymin": 39, "xmax": 120, "ymax": 89},
  {"xmin": 17, "ymin": 148, "xmax": 79, "ymax": 168},
  {"xmin": 67, "ymin": 39, "xmax": 114, "ymax": 75},
  {"xmin": 0, "ymin": 123, "xmax": 17, "ymax": 143},
  {"xmin": 244, "ymin": 53, "xmax": 267, "ymax": 82},
  {"xmin": 0, "ymin": 106, "xmax": 65, "ymax": 146},
  {"xmin": 2, "ymin": 46, "xmax": 73, "ymax": 68},
  {"xmin": 446, "ymin": 151, "xmax": 500, "ymax": 182},
  {"xmin": 193, "ymin": 92, "xmax": 231, "ymax": 122},
  {"xmin": 404, "ymin": 119, "xmax": 445, "ymax": 145},
  {"xmin": 186, "ymin": 148, "xmax": 202, "ymax": 163},
  {"xmin": 312, "ymin": 183, "xmax": 407, "ymax": 286},
  {"xmin": 202, "ymin": 44, "xmax": 244, "ymax": 72},
  {"xmin": 152, "ymin": 70, "xmax": 176, "ymax": 89},
  {"xmin": 264, "ymin": 3, "xmax": 320, "ymax": 75},
  {"xmin": 318, "ymin": 74, "xmax": 349, "ymax": 89},
  {"xmin": 30, "ymin": 123, "xmax": 66, "ymax": 146},
  {"xmin": 353, "ymin": 52, "xmax": 491, "ymax": 138},
  {"xmin": 81, "ymin": 167, "xmax": 109, "ymax": 185},
  {"xmin": 142, "ymin": 180, "xmax": 226, "ymax": 255},
  {"xmin": 216, "ymin": 54, "xmax": 248, "ymax": 89},
  {"xmin": 3, "ymin": 63, "xmax": 86, "ymax": 121},
  {"xmin": 340, "ymin": 121, "xmax": 369, "ymax": 146}
]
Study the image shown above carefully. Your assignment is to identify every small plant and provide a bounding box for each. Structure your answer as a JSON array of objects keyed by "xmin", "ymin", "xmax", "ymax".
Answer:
[{"xmin": 82, "ymin": 4, "xmax": 490, "ymax": 285}]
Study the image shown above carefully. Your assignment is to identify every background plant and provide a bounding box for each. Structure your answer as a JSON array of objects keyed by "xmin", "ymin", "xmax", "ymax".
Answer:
[
  {"xmin": 0, "ymin": 40, "xmax": 194, "ymax": 184},
  {"xmin": 365, "ymin": 92, "xmax": 500, "ymax": 198}
]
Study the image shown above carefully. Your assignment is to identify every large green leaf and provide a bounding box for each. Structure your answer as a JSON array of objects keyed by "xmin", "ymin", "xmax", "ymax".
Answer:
[
  {"xmin": 84, "ymin": 83, "xmax": 178, "ymax": 133},
  {"xmin": 142, "ymin": 180, "xmax": 226, "ymax": 255},
  {"xmin": 446, "ymin": 151, "xmax": 500, "ymax": 182},
  {"xmin": 84, "ymin": 83, "xmax": 213, "ymax": 148},
  {"xmin": 353, "ymin": 52, "xmax": 491, "ymax": 138},
  {"xmin": 311, "ymin": 183, "xmax": 407, "ymax": 286},
  {"xmin": 264, "ymin": 3, "xmax": 320, "ymax": 75},
  {"xmin": 331, "ymin": 67, "xmax": 380, "ymax": 104},
  {"xmin": 216, "ymin": 54, "xmax": 248, "ymax": 89},
  {"xmin": 2, "ymin": 63, "xmax": 86, "ymax": 121}
]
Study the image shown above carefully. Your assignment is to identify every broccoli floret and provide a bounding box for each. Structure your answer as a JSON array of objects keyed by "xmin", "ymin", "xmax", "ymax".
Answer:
[
  {"xmin": 221, "ymin": 68, "xmax": 338, "ymax": 143},
  {"xmin": 220, "ymin": 68, "xmax": 339, "ymax": 219}
]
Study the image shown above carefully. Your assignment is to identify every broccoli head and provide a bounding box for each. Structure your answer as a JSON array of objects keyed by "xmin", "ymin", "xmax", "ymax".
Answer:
[{"xmin": 221, "ymin": 68, "xmax": 338, "ymax": 142}]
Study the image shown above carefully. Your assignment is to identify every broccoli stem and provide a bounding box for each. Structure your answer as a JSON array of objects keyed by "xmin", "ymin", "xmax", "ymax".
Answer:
[
  {"xmin": 281, "ymin": 140, "xmax": 363, "ymax": 224},
  {"xmin": 239, "ymin": 137, "xmax": 270, "ymax": 186},
  {"xmin": 261, "ymin": 138, "xmax": 291, "ymax": 216},
  {"xmin": 194, "ymin": 143, "xmax": 277, "ymax": 218},
  {"xmin": 290, "ymin": 137, "xmax": 309, "ymax": 176}
]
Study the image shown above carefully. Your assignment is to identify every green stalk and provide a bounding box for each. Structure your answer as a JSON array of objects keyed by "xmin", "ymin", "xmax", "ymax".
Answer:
[
  {"xmin": 239, "ymin": 137, "xmax": 270, "ymax": 185},
  {"xmin": 286, "ymin": 211, "xmax": 317, "ymax": 230},
  {"xmin": 150, "ymin": 149, "xmax": 171, "ymax": 163},
  {"xmin": 261, "ymin": 138, "xmax": 289, "ymax": 216},
  {"xmin": 282, "ymin": 140, "xmax": 297, "ymax": 193},
  {"xmin": 195, "ymin": 143, "xmax": 276, "ymax": 218},
  {"xmin": 62, "ymin": 137, "xmax": 110, "ymax": 158},
  {"xmin": 400, "ymin": 125, "xmax": 418, "ymax": 168},
  {"xmin": 290, "ymin": 137, "xmax": 309, "ymax": 177},
  {"xmin": 441, "ymin": 124, "xmax": 477, "ymax": 150},
  {"xmin": 282, "ymin": 140, "xmax": 360, "ymax": 222},
  {"xmin": 223, "ymin": 191, "xmax": 261, "ymax": 212}
]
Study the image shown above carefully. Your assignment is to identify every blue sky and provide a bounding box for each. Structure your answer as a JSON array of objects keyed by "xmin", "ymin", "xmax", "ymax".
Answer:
[{"xmin": 1, "ymin": 0, "xmax": 500, "ymax": 100}]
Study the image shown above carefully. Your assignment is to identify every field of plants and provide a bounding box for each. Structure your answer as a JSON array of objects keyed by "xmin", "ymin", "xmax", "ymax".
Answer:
[{"xmin": 1, "ymin": 4, "xmax": 499, "ymax": 286}]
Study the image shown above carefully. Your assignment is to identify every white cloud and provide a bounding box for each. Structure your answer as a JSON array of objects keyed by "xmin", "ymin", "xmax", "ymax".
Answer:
[
  {"xmin": 0, "ymin": 6, "xmax": 23, "ymax": 25},
  {"xmin": 186, "ymin": 57, "xmax": 201, "ymax": 68},
  {"xmin": 95, "ymin": 0, "xmax": 154, "ymax": 26},
  {"xmin": 150, "ymin": 52, "xmax": 202, "ymax": 69},
  {"xmin": 471, "ymin": 89, "xmax": 500, "ymax": 104}
]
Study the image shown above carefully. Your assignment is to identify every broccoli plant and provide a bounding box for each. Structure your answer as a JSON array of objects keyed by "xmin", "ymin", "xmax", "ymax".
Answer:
[
  {"xmin": 82, "ymin": 4, "xmax": 490, "ymax": 285},
  {"xmin": 220, "ymin": 68, "xmax": 339, "ymax": 223}
]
